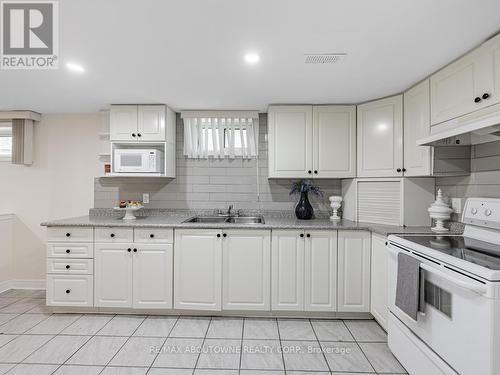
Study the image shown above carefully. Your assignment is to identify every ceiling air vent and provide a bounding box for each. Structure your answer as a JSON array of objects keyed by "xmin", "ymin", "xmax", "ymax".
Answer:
[{"xmin": 304, "ymin": 53, "xmax": 347, "ymax": 64}]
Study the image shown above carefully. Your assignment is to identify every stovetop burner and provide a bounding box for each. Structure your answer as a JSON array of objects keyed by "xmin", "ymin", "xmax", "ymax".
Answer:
[{"xmin": 397, "ymin": 235, "xmax": 500, "ymax": 271}]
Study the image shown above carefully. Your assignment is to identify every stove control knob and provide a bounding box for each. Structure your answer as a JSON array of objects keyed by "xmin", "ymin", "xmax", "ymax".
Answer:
[
  {"xmin": 471, "ymin": 208, "xmax": 478, "ymax": 215},
  {"xmin": 485, "ymin": 209, "xmax": 492, "ymax": 217}
]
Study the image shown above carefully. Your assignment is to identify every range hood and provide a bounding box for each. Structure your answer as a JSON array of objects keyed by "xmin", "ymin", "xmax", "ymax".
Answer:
[{"xmin": 418, "ymin": 103, "xmax": 500, "ymax": 146}]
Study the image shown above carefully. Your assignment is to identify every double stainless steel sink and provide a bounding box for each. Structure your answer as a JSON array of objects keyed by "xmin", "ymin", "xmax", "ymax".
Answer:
[{"xmin": 183, "ymin": 216, "xmax": 265, "ymax": 224}]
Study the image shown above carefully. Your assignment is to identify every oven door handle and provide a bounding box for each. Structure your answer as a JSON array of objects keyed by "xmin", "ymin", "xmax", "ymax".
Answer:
[{"xmin": 420, "ymin": 263, "xmax": 487, "ymax": 295}]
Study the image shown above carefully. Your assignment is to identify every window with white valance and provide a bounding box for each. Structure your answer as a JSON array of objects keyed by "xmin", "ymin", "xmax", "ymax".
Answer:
[{"xmin": 181, "ymin": 111, "xmax": 259, "ymax": 159}]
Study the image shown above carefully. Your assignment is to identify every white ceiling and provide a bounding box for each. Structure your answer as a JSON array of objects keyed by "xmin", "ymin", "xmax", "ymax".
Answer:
[{"xmin": 1, "ymin": 0, "xmax": 500, "ymax": 113}]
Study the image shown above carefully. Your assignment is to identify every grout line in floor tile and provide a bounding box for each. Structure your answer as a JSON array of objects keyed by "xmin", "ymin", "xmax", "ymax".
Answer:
[
  {"xmin": 342, "ymin": 319, "xmax": 377, "ymax": 374},
  {"xmin": 308, "ymin": 318, "xmax": 331, "ymax": 374},
  {"xmin": 192, "ymin": 316, "xmax": 212, "ymax": 374},
  {"xmin": 238, "ymin": 317, "xmax": 245, "ymax": 373},
  {"xmin": 274, "ymin": 317, "xmax": 286, "ymax": 374},
  {"xmin": 144, "ymin": 315, "xmax": 180, "ymax": 375}
]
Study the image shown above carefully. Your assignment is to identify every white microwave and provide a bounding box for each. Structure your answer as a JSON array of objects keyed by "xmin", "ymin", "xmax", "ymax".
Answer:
[{"xmin": 114, "ymin": 149, "xmax": 164, "ymax": 173}]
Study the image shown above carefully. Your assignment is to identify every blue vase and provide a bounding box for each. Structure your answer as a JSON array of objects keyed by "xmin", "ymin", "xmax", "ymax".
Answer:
[{"xmin": 295, "ymin": 191, "xmax": 314, "ymax": 220}]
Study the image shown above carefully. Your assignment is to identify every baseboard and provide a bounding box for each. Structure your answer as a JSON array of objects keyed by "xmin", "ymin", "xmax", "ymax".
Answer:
[{"xmin": 0, "ymin": 279, "xmax": 45, "ymax": 293}]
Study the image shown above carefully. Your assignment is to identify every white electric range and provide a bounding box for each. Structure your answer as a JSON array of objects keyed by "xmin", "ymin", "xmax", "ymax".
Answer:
[{"xmin": 387, "ymin": 197, "xmax": 500, "ymax": 375}]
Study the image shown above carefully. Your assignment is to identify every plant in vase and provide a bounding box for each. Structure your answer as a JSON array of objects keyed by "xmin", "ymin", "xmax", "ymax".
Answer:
[{"xmin": 289, "ymin": 180, "xmax": 323, "ymax": 220}]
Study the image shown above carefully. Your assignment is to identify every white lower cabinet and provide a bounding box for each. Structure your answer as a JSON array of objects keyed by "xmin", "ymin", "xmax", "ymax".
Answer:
[
  {"xmin": 370, "ymin": 233, "xmax": 389, "ymax": 330},
  {"xmin": 94, "ymin": 244, "xmax": 133, "ymax": 308},
  {"xmin": 305, "ymin": 230, "xmax": 338, "ymax": 312},
  {"xmin": 46, "ymin": 275, "xmax": 93, "ymax": 307},
  {"xmin": 174, "ymin": 229, "xmax": 222, "ymax": 311},
  {"xmin": 271, "ymin": 230, "xmax": 305, "ymax": 311},
  {"xmin": 222, "ymin": 230, "xmax": 271, "ymax": 311},
  {"xmin": 337, "ymin": 230, "xmax": 371, "ymax": 312},
  {"xmin": 94, "ymin": 243, "xmax": 173, "ymax": 308}
]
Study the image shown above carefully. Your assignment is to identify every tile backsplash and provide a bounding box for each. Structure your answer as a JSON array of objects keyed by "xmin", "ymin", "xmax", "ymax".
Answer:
[
  {"xmin": 94, "ymin": 114, "xmax": 341, "ymax": 213},
  {"xmin": 436, "ymin": 140, "xmax": 500, "ymax": 199}
]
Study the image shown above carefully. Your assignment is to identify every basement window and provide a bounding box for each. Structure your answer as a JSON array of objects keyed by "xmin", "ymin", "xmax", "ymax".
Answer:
[{"xmin": 0, "ymin": 122, "xmax": 12, "ymax": 161}]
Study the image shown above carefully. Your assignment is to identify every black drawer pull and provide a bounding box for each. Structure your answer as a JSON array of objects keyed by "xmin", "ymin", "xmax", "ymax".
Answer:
[
  {"xmin": 66, "ymin": 265, "xmax": 70, "ymax": 269},
  {"xmin": 110, "ymin": 233, "xmax": 115, "ymax": 238},
  {"xmin": 300, "ymin": 233, "xmax": 304, "ymax": 238},
  {"xmin": 133, "ymin": 248, "xmax": 137, "ymax": 252},
  {"xmin": 127, "ymin": 248, "xmax": 132, "ymax": 252},
  {"xmin": 474, "ymin": 96, "xmax": 482, "ymax": 103},
  {"xmin": 65, "ymin": 289, "xmax": 71, "ymax": 294},
  {"xmin": 150, "ymin": 234, "xmax": 155, "ymax": 238},
  {"xmin": 66, "ymin": 233, "xmax": 71, "ymax": 237},
  {"xmin": 66, "ymin": 249, "xmax": 71, "ymax": 254},
  {"xmin": 306, "ymin": 233, "xmax": 311, "ymax": 238}
]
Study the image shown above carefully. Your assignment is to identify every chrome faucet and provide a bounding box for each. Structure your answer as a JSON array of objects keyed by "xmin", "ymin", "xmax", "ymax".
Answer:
[{"xmin": 217, "ymin": 204, "xmax": 239, "ymax": 217}]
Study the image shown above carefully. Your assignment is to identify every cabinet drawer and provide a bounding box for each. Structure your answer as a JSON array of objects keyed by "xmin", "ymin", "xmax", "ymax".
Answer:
[
  {"xmin": 47, "ymin": 242, "xmax": 94, "ymax": 258},
  {"xmin": 46, "ymin": 275, "xmax": 93, "ymax": 307},
  {"xmin": 95, "ymin": 227, "xmax": 133, "ymax": 243},
  {"xmin": 47, "ymin": 258, "xmax": 93, "ymax": 275},
  {"xmin": 47, "ymin": 227, "xmax": 93, "ymax": 242},
  {"xmin": 134, "ymin": 228, "xmax": 173, "ymax": 243}
]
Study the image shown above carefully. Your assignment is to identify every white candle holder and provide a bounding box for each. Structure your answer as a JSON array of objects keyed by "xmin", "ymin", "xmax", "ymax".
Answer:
[
  {"xmin": 428, "ymin": 189, "xmax": 453, "ymax": 233},
  {"xmin": 329, "ymin": 196, "xmax": 343, "ymax": 221}
]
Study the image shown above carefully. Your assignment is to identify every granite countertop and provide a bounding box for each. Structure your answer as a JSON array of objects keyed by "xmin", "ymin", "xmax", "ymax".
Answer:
[{"xmin": 41, "ymin": 212, "xmax": 463, "ymax": 236}]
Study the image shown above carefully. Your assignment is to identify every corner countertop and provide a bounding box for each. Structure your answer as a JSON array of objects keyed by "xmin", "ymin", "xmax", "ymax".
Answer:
[{"xmin": 41, "ymin": 213, "xmax": 463, "ymax": 237}]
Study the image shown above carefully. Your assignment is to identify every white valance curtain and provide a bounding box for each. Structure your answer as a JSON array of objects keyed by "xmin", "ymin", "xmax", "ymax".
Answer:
[{"xmin": 181, "ymin": 111, "xmax": 259, "ymax": 159}]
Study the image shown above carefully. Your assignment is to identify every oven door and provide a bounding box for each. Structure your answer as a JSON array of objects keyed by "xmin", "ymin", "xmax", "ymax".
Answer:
[
  {"xmin": 115, "ymin": 150, "xmax": 149, "ymax": 173},
  {"xmin": 387, "ymin": 243, "xmax": 494, "ymax": 375}
]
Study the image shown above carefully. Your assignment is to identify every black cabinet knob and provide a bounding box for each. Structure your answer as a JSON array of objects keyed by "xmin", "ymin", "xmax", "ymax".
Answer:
[
  {"xmin": 110, "ymin": 233, "xmax": 115, "ymax": 238},
  {"xmin": 314, "ymin": 170, "xmax": 318, "ymax": 174},
  {"xmin": 402, "ymin": 168, "xmax": 407, "ymax": 172},
  {"xmin": 300, "ymin": 233, "xmax": 304, "ymax": 238},
  {"xmin": 308, "ymin": 170, "xmax": 312, "ymax": 174},
  {"xmin": 223, "ymin": 233, "xmax": 227, "ymax": 238},
  {"xmin": 474, "ymin": 97, "xmax": 482, "ymax": 103},
  {"xmin": 133, "ymin": 248, "xmax": 137, "ymax": 253},
  {"xmin": 455, "ymin": 139, "xmax": 461, "ymax": 145},
  {"xmin": 137, "ymin": 133, "xmax": 142, "ymax": 137},
  {"xmin": 483, "ymin": 93, "xmax": 490, "ymax": 100},
  {"xmin": 306, "ymin": 233, "xmax": 311, "ymax": 238},
  {"xmin": 132, "ymin": 133, "xmax": 136, "ymax": 137},
  {"xmin": 66, "ymin": 249, "xmax": 71, "ymax": 254},
  {"xmin": 66, "ymin": 289, "xmax": 70, "ymax": 294},
  {"xmin": 397, "ymin": 168, "xmax": 402, "ymax": 173},
  {"xmin": 217, "ymin": 233, "xmax": 221, "ymax": 238},
  {"xmin": 150, "ymin": 234, "xmax": 155, "ymax": 238},
  {"xmin": 66, "ymin": 233, "xmax": 71, "ymax": 237},
  {"xmin": 385, "ymin": 241, "xmax": 388, "ymax": 246},
  {"xmin": 66, "ymin": 265, "xmax": 70, "ymax": 269},
  {"xmin": 127, "ymin": 248, "xmax": 132, "ymax": 252}
]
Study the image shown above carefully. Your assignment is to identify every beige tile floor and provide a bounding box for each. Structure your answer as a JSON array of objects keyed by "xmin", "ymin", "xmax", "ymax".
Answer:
[{"xmin": 0, "ymin": 290, "xmax": 407, "ymax": 375}]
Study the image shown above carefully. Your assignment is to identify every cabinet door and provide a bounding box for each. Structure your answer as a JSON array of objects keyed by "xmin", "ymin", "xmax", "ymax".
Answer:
[
  {"xmin": 304, "ymin": 230, "xmax": 337, "ymax": 312},
  {"xmin": 133, "ymin": 244, "xmax": 173, "ymax": 309},
  {"xmin": 430, "ymin": 49, "xmax": 483, "ymax": 125},
  {"xmin": 403, "ymin": 80, "xmax": 433, "ymax": 176},
  {"xmin": 222, "ymin": 230, "xmax": 271, "ymax": 311},
  {"xmin": 337, "ymin": 231, "xmax": 371, "ymax": 312},
  {"xmin": 174, "ymin": 229, "xmax": 222, "ymax": 311},
  {"xmin": 357, "ymin": 96, "xmax": 403, "ymax": 177},
  {"xmin": 137, "ymin": 105, "xmax": 166, "ymax": 141},
  {"xmin": 271, "ymin": 230, "xmax": 305, "ymax": 311},
  {"xmin": 94, "ymin": 244, "xmax": 133, "ymax": 308},
  {"xmin": 370, "ymin": 233, "xmax": 389, "ymax": 330},
  {"xmin": 480, "ymin": 34, "xmax": 500, "ymax": 108},
  {"xmin": 268, "ymin": 105, "xmax": 313, "ymax": 178},
  {"xmin": 313, "ymin": 106, "xmax": 356, "ymax": 178},
  {"xmin": 110, "ymin": 105, "xmax": 138, "ymax": 141}
]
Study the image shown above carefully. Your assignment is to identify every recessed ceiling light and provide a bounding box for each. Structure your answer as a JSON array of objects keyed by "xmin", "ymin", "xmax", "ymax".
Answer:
[
  {"xmin": 244, "ymin": 53, "xmax": 260, "ymax": 65},
  {"xmin": 66, "ymin": 62, "xmax": 85, "ymax": 73}
]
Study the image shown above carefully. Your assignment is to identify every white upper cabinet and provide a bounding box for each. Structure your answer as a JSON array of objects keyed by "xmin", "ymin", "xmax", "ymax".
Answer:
[
  {"xmin": 430, "ymin": 49, "xmax": 483, "ymax": 125},
  {"xmin": 271, "ymin": 230, "xmax": 305, "ymax": 311},
  {"xmin": 110, "ymin": 104, "xmax": 172, "ymax": 142},
  {"xmin": 430, "ymin": 33, "xmax": 500, "ymax": 126},
  {"xmin": 337, "ymin": 230, "xmax": 371, "ymax": 312},
  {"xmin": 222, "ymin": 230, "xmax": 271, "ymax": 311},
  {"xmin": 110, "ymin": 105, "xmax": 138, "ymax": 141},
  {"xmin": 268, "ymin": 105, "xmax": 313, "ymax": 178},
  {"xmin": 313, "ymin": 106, "xmax": 356, "ymax": 178},
  {"xmin": 357, "ymin": 95, "xmax": 403, "ymax": 177},
  {"xmin": 137, "ymin": 105, "xmax": 166, "ymax": 141},
  {"xmin": 403, "ymin": 80, "xmax": 433, "ymax": 176},
  {"xmin": 304, "ymin": 230, "xmax": 338, "ymax": 312},
  {"xmin": 174, "ymin": 229, "xmax": 222, "ymax": 311},
  {"xmin": 268, "ymin": 105, "xmax": 356, "ymax": 178}
]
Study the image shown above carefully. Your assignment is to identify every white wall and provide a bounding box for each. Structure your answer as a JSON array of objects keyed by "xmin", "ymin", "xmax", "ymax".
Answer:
[
  {"xmin": 0, "ymin": 215, "xmax": 14, "ymax": 286},
  {"xmin": 0, "ymin": 114, "xmax": 102, "ymax": 283}
]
